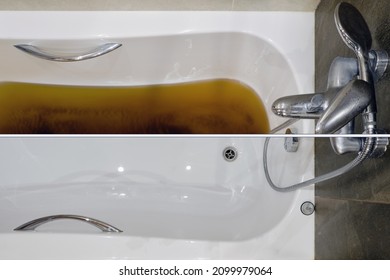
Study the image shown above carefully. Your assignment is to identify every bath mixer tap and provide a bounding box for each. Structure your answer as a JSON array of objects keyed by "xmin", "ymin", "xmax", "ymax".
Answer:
[
  {"xmin": 271, "ymin": 2, "xmax": 389, "ymax": 157},
  {"xmin": 271, "ymin": 78, "xmax": 372, "ymax": 129}
]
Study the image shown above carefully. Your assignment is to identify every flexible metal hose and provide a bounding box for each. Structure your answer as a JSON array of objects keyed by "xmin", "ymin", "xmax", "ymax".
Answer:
[{"xmin": 263, "ymin": 121, "xmax": 375, "ymax": 192}]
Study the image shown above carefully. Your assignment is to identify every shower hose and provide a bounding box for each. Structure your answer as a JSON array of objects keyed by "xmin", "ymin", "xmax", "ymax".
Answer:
[{"xmin": 263, "ymin": 119, "xmax": 375, "ymax": 192}]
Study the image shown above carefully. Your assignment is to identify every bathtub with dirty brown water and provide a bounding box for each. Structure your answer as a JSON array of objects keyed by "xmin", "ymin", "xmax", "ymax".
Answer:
[{"xmin": 0, "ymin": 79, "xmax": 269, "ymax": 134}]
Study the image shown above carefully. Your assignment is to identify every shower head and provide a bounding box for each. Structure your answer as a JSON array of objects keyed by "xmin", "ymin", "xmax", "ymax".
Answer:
[{"xmin": 334, "ymin": 2, "xmax": 372, "ymax": 56}]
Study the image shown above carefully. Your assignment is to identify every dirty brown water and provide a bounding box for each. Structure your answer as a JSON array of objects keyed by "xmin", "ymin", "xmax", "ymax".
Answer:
[{"xmin": 0, "ymin": 79, "xmax": 269, "ymax": 134}]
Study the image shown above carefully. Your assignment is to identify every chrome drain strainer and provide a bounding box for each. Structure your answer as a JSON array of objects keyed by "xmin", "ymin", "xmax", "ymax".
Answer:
[{"xmin": 223, "ymin": 146, "xmax": 238, "ymax": 162}]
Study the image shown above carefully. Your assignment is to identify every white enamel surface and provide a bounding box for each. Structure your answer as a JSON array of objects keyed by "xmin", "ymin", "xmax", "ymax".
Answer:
[{"xmin": 0, "ymin": 12, "xmax": 314, "ymax": 259}]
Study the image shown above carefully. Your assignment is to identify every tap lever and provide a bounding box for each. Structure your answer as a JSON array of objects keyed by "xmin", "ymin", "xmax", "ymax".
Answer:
[{"xmin": 316, "ymin": 79, "xmax": 372, "ymax": 134}]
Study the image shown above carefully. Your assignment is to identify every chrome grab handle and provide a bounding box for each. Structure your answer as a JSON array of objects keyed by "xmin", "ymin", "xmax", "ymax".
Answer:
[
  {"xmin": 14, "ymin": 42, "xmax": 122, "ymax": 62},
  {"xmin": 14, "ymin": 214, "xmax": 122, "ymax": 233}
]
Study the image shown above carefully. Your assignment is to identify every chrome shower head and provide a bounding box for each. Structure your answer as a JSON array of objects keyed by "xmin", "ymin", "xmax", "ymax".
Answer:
[{"xmin": 334, "ymin": 2, "xmax": 372, "ymax": 55}]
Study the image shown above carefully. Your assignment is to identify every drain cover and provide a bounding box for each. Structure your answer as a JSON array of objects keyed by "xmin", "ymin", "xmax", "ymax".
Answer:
[{"xmin": 223, "ymin": 147, "xmax": 238, "ymax": 162}]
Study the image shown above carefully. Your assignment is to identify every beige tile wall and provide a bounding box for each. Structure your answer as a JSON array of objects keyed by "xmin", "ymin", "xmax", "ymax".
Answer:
[{"xmin": 0, "ymin": 0, "xmax": 320, "ymax": 11}]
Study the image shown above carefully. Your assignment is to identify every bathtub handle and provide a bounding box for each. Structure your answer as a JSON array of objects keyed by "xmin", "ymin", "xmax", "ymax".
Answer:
[
  {"xmin": 14, "ymin": 214, "xmax": 122, "ymax": 233},
  {"xmin": 14, "ymin": 42, "xmax": 122, "ymax": 62}
]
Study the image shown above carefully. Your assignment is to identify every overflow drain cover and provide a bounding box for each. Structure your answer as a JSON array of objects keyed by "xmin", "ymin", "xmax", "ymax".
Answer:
[
  {"xmin": 300, "ymin": 201, "xmax": 315, "ymax": 216},
  {"xmin": 223, "ymin": 147, "xmax": 238, "ymax": 162}
]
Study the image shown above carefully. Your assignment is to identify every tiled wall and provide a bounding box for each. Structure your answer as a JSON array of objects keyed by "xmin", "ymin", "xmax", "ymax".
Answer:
[
  {"xmin": 315, "ymin": 0, "xmax": 390, "ymax": 259},
  {"xmin": 0, "ymin": 0, "xmax": 319, "ymax": 11}
]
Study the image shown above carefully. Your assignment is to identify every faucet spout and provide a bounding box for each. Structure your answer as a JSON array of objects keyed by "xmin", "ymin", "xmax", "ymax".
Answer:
[
  {"xmin": 272, "ymin": 93, "xmax": 322, "ymax": 118},
  {"xmin": 315, "ymin": 79, "xmax": 372, "ymax": 134},
  {"xmin": 271, "ymin": 88, "xmax": 339, "ymax": 119}
]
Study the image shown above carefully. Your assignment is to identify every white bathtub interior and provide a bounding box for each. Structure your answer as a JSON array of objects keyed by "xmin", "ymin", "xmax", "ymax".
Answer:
[{"xmin": 0, "ymin": 11, "xmax": 314, "ymax": 259}]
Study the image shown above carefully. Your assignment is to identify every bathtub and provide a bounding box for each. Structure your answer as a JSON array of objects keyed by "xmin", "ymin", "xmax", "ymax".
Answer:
[{"xmin": 0, "ymin": 11, "xmax": 314, "ymax": 259}]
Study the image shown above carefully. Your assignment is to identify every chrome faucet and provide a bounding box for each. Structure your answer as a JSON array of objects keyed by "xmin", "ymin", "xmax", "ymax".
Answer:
[{"xmin": 271, "ymin": 2, "xmax": 389, "ymax": 157}]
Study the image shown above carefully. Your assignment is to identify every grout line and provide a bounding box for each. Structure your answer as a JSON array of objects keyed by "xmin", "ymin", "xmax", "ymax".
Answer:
[{"xmin": 315, "ymin": 195, "xmax": 390, "ymax": 205}]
